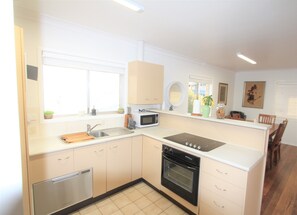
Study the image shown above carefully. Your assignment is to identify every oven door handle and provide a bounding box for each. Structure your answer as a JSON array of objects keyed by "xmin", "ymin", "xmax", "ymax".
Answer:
[{"xmin": 163, "ymin": 154, "xmax": 198, "ymax": 171}]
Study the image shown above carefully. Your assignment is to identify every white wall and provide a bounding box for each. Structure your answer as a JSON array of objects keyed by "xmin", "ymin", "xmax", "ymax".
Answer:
[
  {"xmin": 14, "ymin": 8, "xmax": 235, "ymax": 137},
  {"xmin": 233, "ymin": 69, "xmax": 297, "ymax": 146},
  {"xmin": 0, "ymin": 1, "xmax": 24, "ymax": 214}
]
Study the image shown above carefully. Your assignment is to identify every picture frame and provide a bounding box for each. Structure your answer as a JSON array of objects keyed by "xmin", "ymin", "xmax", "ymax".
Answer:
[
  {"xmin": 218, "ymin": 83, "xmax": 228, "ymax": 105},
  {"xmin": 242, "ymin": 81, "xmax": 266, "ymax": 108}
]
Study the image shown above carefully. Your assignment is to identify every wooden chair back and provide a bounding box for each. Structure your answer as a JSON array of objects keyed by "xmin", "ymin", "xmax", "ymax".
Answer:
[
  {"xmin": 258, "ymin": 114, "xmax": 276, "ymax": 125},
  {"xmin": 271, "ymin": 119, "xmax": 288, "ymax": 148}
]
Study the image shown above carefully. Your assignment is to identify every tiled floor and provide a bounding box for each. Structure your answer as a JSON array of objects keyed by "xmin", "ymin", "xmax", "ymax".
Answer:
[{"xmin": 71, "ymin": 182, "xmax": 189, "ymax": 215}]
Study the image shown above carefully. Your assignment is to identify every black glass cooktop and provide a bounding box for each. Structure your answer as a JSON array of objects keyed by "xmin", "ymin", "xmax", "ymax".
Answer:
[{"xmin": 164, "ymin": 133, "xmax": 225, "ymax": 152}]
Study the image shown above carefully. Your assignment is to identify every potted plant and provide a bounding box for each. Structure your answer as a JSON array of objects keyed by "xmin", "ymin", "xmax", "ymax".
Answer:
[
  {"xmin": 202, "ymin": 95, "xmax": 213, "ymax": 117},
  {"xmin": 44, "ymin": 110, "xmax": 54, "ymax": 119}
]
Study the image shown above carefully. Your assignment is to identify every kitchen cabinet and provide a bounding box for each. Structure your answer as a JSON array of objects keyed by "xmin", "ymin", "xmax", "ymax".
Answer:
[
  {"xmin": 128, "ymin": 60, "xmax": 164, "ymax": 105},
  {"xmin": 132, "ymin": 136, "xmax": 143, "ymax": 181},
  {"xmin": 142, "ymin": 136, "xmax": 162, "ymax": 189},
  {"xmin": 107, "ymin": 138, "xmax": 132, "ymax": 191},
  {"xmin": 199, "ymin": 157, "xmax": 247, "ymax": 215},
  {"xmin": 29, "ymin": 150, "xmax": 74, "ymax": 184},
  {"xmin": 74, "ymin": 144, "xmax": 106, "ymax": 197}
]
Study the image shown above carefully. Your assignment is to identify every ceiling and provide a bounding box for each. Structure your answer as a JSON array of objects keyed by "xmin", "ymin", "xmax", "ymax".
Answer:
[{"xmin": 14, "ymin": 0, "xmax": 297, "ymax": 71}]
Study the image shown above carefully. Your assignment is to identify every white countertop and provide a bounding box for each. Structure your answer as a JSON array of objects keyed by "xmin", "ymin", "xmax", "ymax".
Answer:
[{"xmin": 29, "ymin": 126, "xmax": 263, "ymax": 172}]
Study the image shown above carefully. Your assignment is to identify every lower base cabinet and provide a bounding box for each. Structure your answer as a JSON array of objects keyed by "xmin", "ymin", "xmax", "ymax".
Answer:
[
  {"xmin": 107, "ymin": 138, "xmax": 132, "ymax": 191},
  {"xmin": 142, "ymin": 136, "xmax": 162, "ymax": 189},
  {"xmin": 74, "ymin": 144, "xmax": 106, "ymax": 197}
]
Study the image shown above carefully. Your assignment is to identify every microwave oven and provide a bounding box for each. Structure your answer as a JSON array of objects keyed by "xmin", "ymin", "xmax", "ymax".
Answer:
[{"xmin": 133, "ymin": 112, "xmax": 159, "ymax": 128}]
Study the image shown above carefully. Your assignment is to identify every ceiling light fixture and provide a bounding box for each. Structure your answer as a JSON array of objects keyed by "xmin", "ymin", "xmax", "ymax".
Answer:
[
  {"xmin": 113, "ymin": 0, "xmax": 144, "ymax": 13},
  {"xmin": 237, "ymin": 53, "xmax": 257, "ymax": 65}
]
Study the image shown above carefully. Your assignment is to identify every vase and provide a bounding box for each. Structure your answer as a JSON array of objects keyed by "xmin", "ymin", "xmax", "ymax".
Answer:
[{"xmin": 202, "ymin": 105, "xmax": 210, "ymax": 117}]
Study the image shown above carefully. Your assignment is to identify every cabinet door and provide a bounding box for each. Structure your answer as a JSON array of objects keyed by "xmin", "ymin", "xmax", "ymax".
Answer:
[
  {"xmin": 132, "ymin": 136, "xmax": 143, "ymax": 181},
  {"xmin": 30, "ymin": 150, "xmax": 74, "ymax": 183},
  {"xmin": 74, "ymin": 144, "xmax": 106, "ymax": 197},
  {"xmin": 142, "ymin": 136, "xmax": 162, "ymax": 189},
  {"xmin": 128, "ymin": 61, "xmax": 164, "ymax": 105},
  {"xmin": 107, "ymin": 138, "xmax": 132, "ymax": 191}
]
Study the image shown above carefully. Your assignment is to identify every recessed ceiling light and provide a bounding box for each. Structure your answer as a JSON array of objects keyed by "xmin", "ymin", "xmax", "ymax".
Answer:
[
  {"xmin": 237, "ymin": 53, "xmax": 257, "ymax": 65},
  {"xmin": 113, "ymin": 0, "xmax": 144, "ymax": 13}
]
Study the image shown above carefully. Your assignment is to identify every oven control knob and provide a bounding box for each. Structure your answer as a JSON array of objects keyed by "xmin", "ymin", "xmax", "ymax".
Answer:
[
  {"xmin": 185, "ymin": 142, "xmax": 189, "ymax": 146},
  {"xmin": 193, "ymin": 145, "xmax": 197, "ymax": 148},
  {"xmin": 189, "ymin": 143, "xmax": 192, "ymax": 147},
  {"xmin": 164, "ymin": 146, "xmax": 168, "ymax": 152},
  {"xmin": 197, "ymin": 146, "xmax": 201, "ymax": 150}
]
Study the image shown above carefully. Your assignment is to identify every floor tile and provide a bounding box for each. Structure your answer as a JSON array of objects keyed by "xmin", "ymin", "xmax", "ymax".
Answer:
[
  {"xmin": 138, "ymin": 185, "xmax": 154, "ymax": 195},
  {"xmin": 98, "ymin": 202, "xmax": 119, "ymax": 215},
  {"xmin": 73, "ymin": 182, "xmax": 188, "ymax": 215},
  {"xmin": 95, "ymin": 198, "xmax": 113, "ymax": 208},
  {"xmin": 133, "ymin": 182, "xmax": 146, "ymax": 189},
  {"xmin": 79, "ymin": 205, "xmax": 99, "ymax": 215},
  {"xmin": 155, "ymin": 197, "xmax": 173, "ymax": 211},
  {"xmin": 110, "ymin": 192, "xmax": 125, "ymax": 201},
  {"xmin": 124, "ymin": 189, "xmax": 143, "ymax": 202},
  {"xmin": 134, "ymin": 196, "xmax": 152, "ymax": 209},
  {"xmin": 142, "ymin": 203, "xmax": 163, "ymax": 215},
  {"xmin": 120, "ymin": 202, "xmax": 141, "ymax": 215},
  {"xmin": 112, "ymin": 195, "xmax": 132, "ymax": 208},
  {"xmin": 164, "ymin": 204, "xmax": 185, "ymax": 215},
  {"xmin": 145, "ymin": 190, "xmax": 162, "ymax": 202},
  {"xmin": 122, "ymin": 186, "xmax": 136, "ymax": 195}
]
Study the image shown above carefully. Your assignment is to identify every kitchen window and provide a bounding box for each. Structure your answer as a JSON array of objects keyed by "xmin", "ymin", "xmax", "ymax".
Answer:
[
  {"xmin": 188, "ymin": 76, "xmax": 213, "ymax": 113},
  {"xmin": 42, "ymin": 51, "xmax": 125, "ymax": 116}
]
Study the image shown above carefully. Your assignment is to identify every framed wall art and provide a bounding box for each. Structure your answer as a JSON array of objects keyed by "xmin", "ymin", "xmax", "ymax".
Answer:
[
  {"xmin": 242, "ymin": 81, "xmax": 266, "ymax": 108},
  {"xmin": 218, "ymin": 82, "xmax": 228, "ymax": 105}
]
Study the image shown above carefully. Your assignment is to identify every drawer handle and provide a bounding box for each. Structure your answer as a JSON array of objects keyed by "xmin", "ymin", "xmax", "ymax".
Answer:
[
  {"xmin": 214, "ymin": 184, "xmax": 227, "ymax": 192},
  {"xmin": 154, "ymin": 145, "xmax": 160, "ymax": 149},
  {"xmin": 213, "ymin": 200, "xmax": 225, "ymax": 209},
  {"xmin": 216, "ymin": 169, "xmax": 228, "ymax": 175},
  {"xmin": 111, "ymin": 145, "xmax": 119, "ymax": 149},
  {"xmin": 94, "ymin": 149, "xmax": 104, "ymax": 153}
]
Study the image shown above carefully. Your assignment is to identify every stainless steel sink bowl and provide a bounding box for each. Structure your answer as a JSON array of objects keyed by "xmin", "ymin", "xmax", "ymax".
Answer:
[
  {"xmin": 89, "ymin": 130, "xmax": 109, "ymax": 138},
  {"xmin": 90, "ymin": 127, "xmax": 134, "ymax": 139},
  {"xmin": 101, "ymin": 127, "xmax": 134, "ymax": 136}
]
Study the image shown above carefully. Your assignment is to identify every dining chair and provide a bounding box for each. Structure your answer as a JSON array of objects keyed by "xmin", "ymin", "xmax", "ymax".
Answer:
[
  {"xmin": 258, "ymin": 114, "xmax": 276, "ymax": 125},
  {"xmin": 267, "ymin": 119, "xmax": 288, "ymax": 169}
]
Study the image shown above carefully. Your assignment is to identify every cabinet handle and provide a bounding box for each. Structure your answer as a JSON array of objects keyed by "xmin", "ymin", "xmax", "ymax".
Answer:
[
  {"xmin": 94, "ymin": 149, "xmax": 104, "ymax": 153},
  {"xmin": 216, "ymin": 169, "xmax": 228, "ymax": 175},
  {"xmin": 111, "ymin": 145, "xmax": 119, "ymax": 149},
  {"xmin": 58, "ymin": 156, "xmax": 70, "ymax": 161},
  {"xmin": 213, "ymin": 200, "xmax": 225, "ymax": 209},
  {"xmin": 214, "ymin": 184, "xmax": 227, "ymax": 192}
]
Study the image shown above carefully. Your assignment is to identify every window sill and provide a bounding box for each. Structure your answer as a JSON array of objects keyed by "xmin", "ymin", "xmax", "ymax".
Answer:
[{"xmin": 41, "ymin": 113, "xmax": 124, "ymax": 124}]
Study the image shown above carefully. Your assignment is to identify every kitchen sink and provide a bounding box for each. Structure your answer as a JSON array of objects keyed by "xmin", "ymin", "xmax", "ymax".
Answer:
[
  {"xmin": 89, "ymin": 130, "xmax": 109, "ymax": 138},
  {"xmin": 90, "ymin": 127, "xmax": 134, "ymax": 138}
]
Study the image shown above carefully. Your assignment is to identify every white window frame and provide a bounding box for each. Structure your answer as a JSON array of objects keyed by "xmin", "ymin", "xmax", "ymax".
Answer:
[{"xmin": 40, "ymin": 50, "xmax": 126, "ymax": 120}]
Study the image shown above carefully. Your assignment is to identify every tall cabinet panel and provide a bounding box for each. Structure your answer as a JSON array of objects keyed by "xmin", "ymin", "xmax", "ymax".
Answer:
[
  {"xmin": 15, "ymin": 25, "xmax": 31, "ymax": 215},
  {"xmin": 128, "ymin": 61, "xmax": 164, "ymax": 105}
]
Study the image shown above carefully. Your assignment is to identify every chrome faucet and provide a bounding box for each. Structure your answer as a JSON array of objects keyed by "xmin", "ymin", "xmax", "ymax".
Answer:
[{"xmin": 87, "ymin": 123, "xmax": 101, "ymax": 134}]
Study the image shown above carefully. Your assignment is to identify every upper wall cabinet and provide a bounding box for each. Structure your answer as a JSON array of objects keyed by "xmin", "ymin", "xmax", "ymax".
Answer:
[{"xmin": 128, "ymin": 61, "xmax": 164, "ymax": 105}]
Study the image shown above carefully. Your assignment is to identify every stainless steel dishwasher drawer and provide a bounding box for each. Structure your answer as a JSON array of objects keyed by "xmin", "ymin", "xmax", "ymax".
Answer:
[{"xmin": 33, "ymin": 169, "xmax": 92, "ymax": 215}]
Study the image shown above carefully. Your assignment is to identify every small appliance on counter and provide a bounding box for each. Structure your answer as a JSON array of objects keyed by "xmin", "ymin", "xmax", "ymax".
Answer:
[{"xmin": 132, "ymin": 109, "xmax": 159, "ymax": 128}]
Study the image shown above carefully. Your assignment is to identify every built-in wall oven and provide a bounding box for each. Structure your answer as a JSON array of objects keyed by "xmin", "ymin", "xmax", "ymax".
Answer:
[{"xmin": 161, "ymin": 145, "xmax": 200, "ymax": 206}]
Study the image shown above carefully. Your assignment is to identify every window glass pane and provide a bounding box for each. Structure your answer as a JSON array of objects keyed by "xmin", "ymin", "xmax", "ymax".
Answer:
[
  {"xmin": 89, "ymin": 71, "xmax": 120, "ymax": 112},
  {"xmin": 43, "ymin": 65, "xmax": 87, "ymax": 115},
  {"xmin": 188, "ymin": 80, "xmax": 212, "ymax": 113}
]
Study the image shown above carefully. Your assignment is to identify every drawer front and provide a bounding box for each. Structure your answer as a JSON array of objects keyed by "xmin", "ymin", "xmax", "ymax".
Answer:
[
  {"xmin": 202, "ymin": 158, "xmax": 247, "ymax": 188},
  {"xmin": 199, "ymin": 201, "xmax": 223, "ymax": 215},
  {"xmin": 200, "ymin": 173, "xmax": 245, "ymax": 206},
  {"xmin": 30, "ymin": 150, "xmax": 74, "ymax": 183},
  {"xmin": 200, "ymin": 187, "xmax": 242, "ymax": 215}
]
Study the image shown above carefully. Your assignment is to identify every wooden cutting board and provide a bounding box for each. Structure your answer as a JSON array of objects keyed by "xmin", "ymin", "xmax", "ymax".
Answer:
[{"xmin": 61, "ymin": 132, "xmax": 95, "ymax": 143}]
